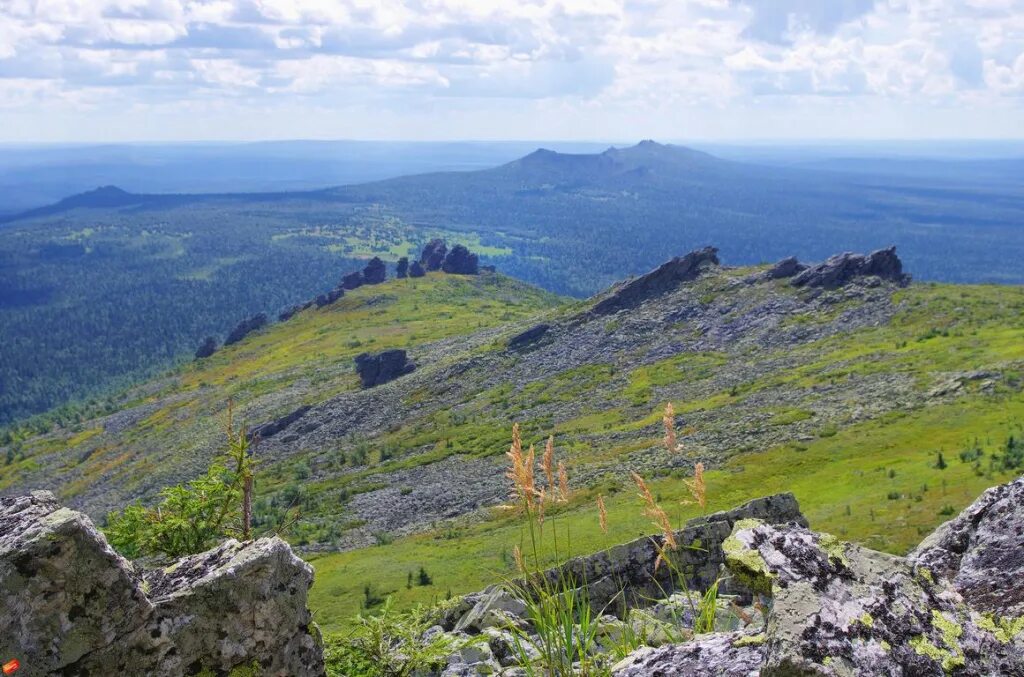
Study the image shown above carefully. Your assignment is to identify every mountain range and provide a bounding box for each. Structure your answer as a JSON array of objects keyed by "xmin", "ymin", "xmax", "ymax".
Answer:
[{"xmin": 1, "ymin": 141, "xmax": 1022, "ymax": 426}]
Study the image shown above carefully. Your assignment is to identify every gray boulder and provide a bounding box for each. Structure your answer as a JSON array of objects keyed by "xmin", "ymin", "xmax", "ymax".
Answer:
[
  {"xmin": 765, "ymin": 256, "xmax": 807, "ymax": 280},
  {"xmin": 613, "ymin": 632, "xmax": 764, "ymax": 676},
  {"xmin": 0, "ymin": 491, "xmax": 324, "ymax": 676},
  {"xmin": 354, "ymin": 349, "xmax": 416, "ymax": 388},
  {"xmin": 910, "ymin": 474, "xmax": 1024, "ymax": 617},
  {"xmin": 615, "ymin": 474, "xmax": 1024, "ymax": 675},
  {"xmin": 442, "ymin": 245, "xmax": 479, "ymax": 275},
  {"xmin": 421, "ymin": 239, "xmax": 448, "ymax": 271}
]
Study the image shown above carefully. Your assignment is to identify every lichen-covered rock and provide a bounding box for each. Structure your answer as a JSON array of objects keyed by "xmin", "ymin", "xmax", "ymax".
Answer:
[
  {"xmin": 910, "ymin": 474, "xmax": 1024, "ymax": 617},
  {"xmin": 592, "ymin": 247, "xmax": 719, "ymax": 315},
  {"xmin": 0, "ymin": 491, "xmax": 152, "ymax": 674},
  {"xmin": 791, "ymin": 246, "xmax": 909, "ymax": 289},
  {"xmin": 612, "ymin": 632, "xmax": 764, "ymax": 676},
  {"xmin": 537, "ymin": 492, "xmax": 806, "ymax": 616},
  {"xmin": 679, "ymin": 516, "xmax": 1024, "ymax": 676},
  {"xmin": 0, "ymin": 492, "xmax": 324, "ymax": 676},
  {"xmin": 354, "ymin": 349, "xmax": 416, "ymax": 388}
]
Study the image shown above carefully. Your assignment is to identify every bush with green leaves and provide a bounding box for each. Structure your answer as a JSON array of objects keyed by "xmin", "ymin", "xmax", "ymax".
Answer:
[
  {"xmin": 324, "ymin": 599, "xmax": 470, "ymax": 677},
  {"xmin": 104, "ymin": 406, "xmax": 257, "ymax": 559}
]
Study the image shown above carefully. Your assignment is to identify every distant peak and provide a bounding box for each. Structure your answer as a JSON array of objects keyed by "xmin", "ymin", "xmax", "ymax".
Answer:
[{"xmin": 84, "ymin": 185, "xmax": 130, "ymax": 197}]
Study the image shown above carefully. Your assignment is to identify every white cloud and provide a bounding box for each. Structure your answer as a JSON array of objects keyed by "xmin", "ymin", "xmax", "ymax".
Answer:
[{"xmin": 0, "ymin": 0, "xmax": 1021, "ymax": 139}]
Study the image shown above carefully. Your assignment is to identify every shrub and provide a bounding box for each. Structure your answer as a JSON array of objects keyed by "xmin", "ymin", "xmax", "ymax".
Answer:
[
  {"xmin": 326, "ymin": 599, "xmax": 469, "ymax": 677},
  {"xmin": 105, "ymin": 404, "xmax": 256, "ymax": 559}
]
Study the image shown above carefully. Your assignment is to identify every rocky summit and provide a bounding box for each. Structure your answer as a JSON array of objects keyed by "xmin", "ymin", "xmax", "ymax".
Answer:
[{"xmin": 0, "ymin": 491, "xmax": 323, "ymax": 676}]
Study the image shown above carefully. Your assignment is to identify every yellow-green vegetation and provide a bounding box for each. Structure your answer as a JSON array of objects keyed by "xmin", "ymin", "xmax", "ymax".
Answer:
[
  {"xmin": 308, "ymin": 390, "xmax": 1024, "ymax": 633},
  {"xmin": 910, "ymin": 610, "xmax": 965, "ymax": 673},
  {"xmin": 732, "ymin": 633, "xmax": 766, "ymax": 648},
  {"xmin": 975, "ymin": 613, "xmax": 1024, "ymax": 644},
  {"xmin": 722, "ymin": 519, "xmax": 774, "ymax": 595},
  {"xmin": 3, "ymin": 272, "xmax": 563, "ymax": 512}
]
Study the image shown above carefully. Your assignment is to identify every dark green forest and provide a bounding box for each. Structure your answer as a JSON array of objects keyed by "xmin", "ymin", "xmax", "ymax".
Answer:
[{"xmin": 2, "ymin": 141, "xmax": 1023, "ymax": 425}]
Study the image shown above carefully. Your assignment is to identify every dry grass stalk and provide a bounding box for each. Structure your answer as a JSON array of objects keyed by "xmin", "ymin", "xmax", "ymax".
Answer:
[
  {"xmin": 632, "ymin": 471, "xmax": 677, "ymax": 568},
  {"xmin": 662, "ymin": 402, "xmax": 677, "ymax": 453},
  {"xmin": 505, "ymin": 424, "xmax": 538, "ymax": 510},
  {"xmin": 684, "ymin": 462, "xmax": 707, "ymax": 511},
  {"xmin": 557, "ymin": 461, "xmax": 570, "ymax": 503},
  {"xmin": 536, "ymin": 488, "xmax": 546, "ymax": 527},
  {"xmin": 597, "ymin": 495, "xmax": 608, "ymax": 534},
  {"xmin": 513, "ymin": 544, "xmax": 526, "ymax": 573},
  {"xmin": 542, "ymin": 435, "xmax": 555, "ymax": 495}
]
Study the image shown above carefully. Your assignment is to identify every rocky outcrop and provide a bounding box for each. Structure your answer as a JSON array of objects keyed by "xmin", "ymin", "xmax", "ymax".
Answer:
[
  {"xmin": 421, "ymin": 239, "xmax": 448, "ymax": 271},
  {"xmin": 194, "ymin": 336, "xmax": 218, "ymax": 359},
  {"xmin": 442, "ymin": 245, "xmax": 479, "ymax": 275},
  {"xmin": 250, "ymin": 405, "xmax": 311, "ymax": 441},
  {"xmin": 354, "ymin": 349, "xmax": 416, "ymax": 388},
  {"xmin": 537, "ymin": 493, "xmax": 806, "ymax": 615},
  {"xmin": 592, "ymin": 247, "xmax": 719, "ymax": 315},
  {"xmin": 0, "ymin": 491, "xmax": 324, "ymax": 676},
  {"xmin": 224, "ymin": 312, "xmax": 268, "ymax": 346},
  {"xmin": 363, "ymin": 256, "xmax": 387, "ymax": 285},
  {"xmin": 424, "ymin": 494, "xmax": 804, "ymax": 675},
  {"xmin": 507, "ymin": 323, "xmax": 550, "ymax": 351},
  {"xmin": 396, "ymin": 257, "xmax": 410, "ymax": 278},
  {"xmin": 612, "ymin": 474, "xmax": 1024, "ymax": 676},
  {"xmin": 765, "ymin": 256, "xmax": 807, "ymax": 280},
  {"xmin": 791, "ymin": 246, "xmax": 910, "ymax": 289},
  {"xmin": 341, "ymin": 270, "xmax": 364, "ymax": 290}
]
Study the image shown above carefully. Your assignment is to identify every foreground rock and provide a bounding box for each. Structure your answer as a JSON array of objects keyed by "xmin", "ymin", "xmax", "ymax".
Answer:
[
  {"xmin": 0, "ymin": 491, "xmax": 324, "ymax": 676},
  {"xmin": 428, "ymin": 493, "xmax": 804, "ymax": 675},
  {"xmin": 615, "ymin": 474, "xmax": 1024, "ymax": 676},
  {"xmin": 910, "ymin": 473, "xmax": 1024, "ymax": 617}
]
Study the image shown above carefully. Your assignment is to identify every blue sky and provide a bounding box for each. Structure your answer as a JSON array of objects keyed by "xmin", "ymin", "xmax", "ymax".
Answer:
[{"xmin": 1, "ymin": 0, "xmax": 1023, "ymax": 142}]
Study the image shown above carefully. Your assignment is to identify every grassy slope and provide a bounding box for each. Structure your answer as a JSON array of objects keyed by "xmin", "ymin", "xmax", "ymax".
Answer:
[
  {"xmin": 1, "ymin": 273, "xmax": 565, "ymax": 512},
  {"xmin": 308, "ymin": 282, "xmax": 1024, "ymax": 633}
]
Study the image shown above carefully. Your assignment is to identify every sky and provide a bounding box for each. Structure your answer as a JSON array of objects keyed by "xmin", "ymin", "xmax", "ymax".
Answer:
[{"xmin": 1, "ymin": 0, "xmax": 1023, "ymax": 142}]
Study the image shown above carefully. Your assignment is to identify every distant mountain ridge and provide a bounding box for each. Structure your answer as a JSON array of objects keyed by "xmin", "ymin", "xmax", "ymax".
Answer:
[
  {"xmin": 0, "ymin": 141, "xmax": 741, "ymax": 224},
  {"xmin": 2, "ymin": 138, "xmax": 1023, "ymax": 424}
]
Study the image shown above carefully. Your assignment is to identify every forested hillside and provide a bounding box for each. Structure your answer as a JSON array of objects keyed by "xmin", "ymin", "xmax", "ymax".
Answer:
[{"xmin": 2, "ymin": 141, "xmax": 1022, "ymax": 424}]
